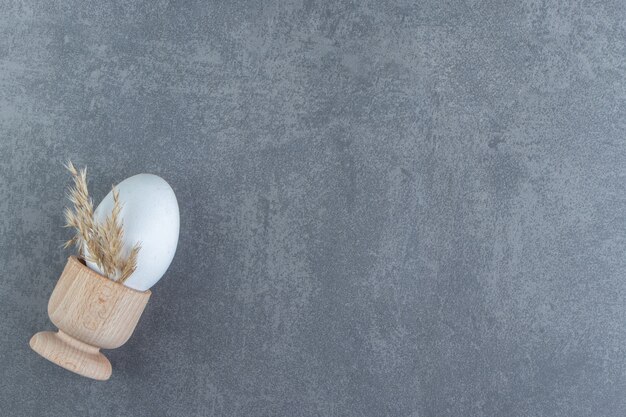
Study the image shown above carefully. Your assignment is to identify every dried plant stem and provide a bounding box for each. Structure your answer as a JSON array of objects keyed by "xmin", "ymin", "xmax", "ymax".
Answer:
[
  {"xmin": 119, "ymin": 243, "xmax": 141, "ymax": 283},
  {"xmin": 63, "ymin": 161, "xmax": 140, "ymax": 283}
]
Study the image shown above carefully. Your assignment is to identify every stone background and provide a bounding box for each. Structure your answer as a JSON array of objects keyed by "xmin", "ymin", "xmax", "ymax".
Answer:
[{"xmin": 1, "ymin": 1, "xmax": 625, "ymax": 416}]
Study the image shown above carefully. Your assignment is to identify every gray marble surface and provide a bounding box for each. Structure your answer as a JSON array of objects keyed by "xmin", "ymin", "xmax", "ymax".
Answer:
[{"xmin": 1, "ymin": 1, "xmax": 625, "ymax": 416}]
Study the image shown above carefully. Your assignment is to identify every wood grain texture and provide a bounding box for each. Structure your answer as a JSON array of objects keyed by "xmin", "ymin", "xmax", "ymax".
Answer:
[{"xmin": 30, "ymin": 256, "xmax": 151, "ymax": 380}]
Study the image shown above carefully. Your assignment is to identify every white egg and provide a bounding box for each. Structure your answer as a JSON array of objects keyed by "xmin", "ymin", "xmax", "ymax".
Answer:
[{"xmin": 86, "ymin": 173, "xmax": 180, "ymax": 291}]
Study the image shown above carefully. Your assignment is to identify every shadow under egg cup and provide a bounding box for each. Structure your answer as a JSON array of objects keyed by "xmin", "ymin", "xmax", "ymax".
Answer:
[{"xmin": 29, "ymin": 256, "xmax": 151, "ymax": 380}]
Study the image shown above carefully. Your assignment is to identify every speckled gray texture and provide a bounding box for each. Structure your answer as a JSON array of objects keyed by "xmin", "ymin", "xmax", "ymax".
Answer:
[{"xmin": 1, "ymin": 1, "xmax": 625, "ymax": 416}]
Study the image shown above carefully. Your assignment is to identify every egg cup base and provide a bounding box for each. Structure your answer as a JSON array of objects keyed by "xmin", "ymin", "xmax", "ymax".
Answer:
[{"xmin": 30, "ymin": 330, "xmax": 112, "ymax": 380}]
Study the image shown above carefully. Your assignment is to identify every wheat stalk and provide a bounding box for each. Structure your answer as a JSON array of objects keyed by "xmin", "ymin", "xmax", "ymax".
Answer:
[{"xmin": 63, "ymin": 161, "xmax": 140, "ymax": 283}]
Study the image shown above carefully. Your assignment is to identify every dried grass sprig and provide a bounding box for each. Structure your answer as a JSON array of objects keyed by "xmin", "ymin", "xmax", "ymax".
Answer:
[
  {"xmin": 119, "ymin": 243, "xmax": 141, "ymax": 284},
  {"xmin": 63, "ymin": 161, "xmax": 141, "ymax": 283}
]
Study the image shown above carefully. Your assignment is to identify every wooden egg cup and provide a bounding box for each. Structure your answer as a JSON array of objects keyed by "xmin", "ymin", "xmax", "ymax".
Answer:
[{"xmin": 29, "ymin": 256, "xmax": 151, "ymax": 381}]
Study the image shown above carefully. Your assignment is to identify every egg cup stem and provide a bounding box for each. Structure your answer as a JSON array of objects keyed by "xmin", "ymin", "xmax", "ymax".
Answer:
[{"xmin": 29, "ymin": 257, "xmax": 151, "ymax": 380}]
